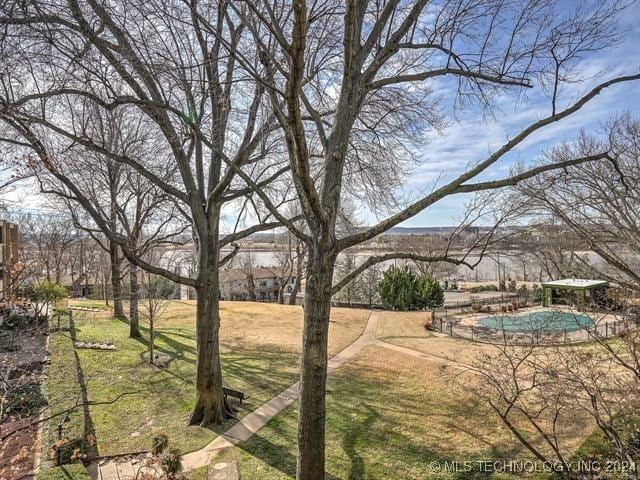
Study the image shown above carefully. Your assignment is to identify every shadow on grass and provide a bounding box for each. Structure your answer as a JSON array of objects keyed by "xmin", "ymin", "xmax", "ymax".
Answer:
[
  {"xmin": 234, "ymin": 359, "xmax": 534, "ymax": 479},
  {"xmin": 69, "ymin": 315, "xmax": 99, "ymax": 458},
  {"xmin": 111, "ymin": 315, "xmax": 199, "ymax": 364},
  {"xmin": 376, "ymin": 335, "xmax": 435, "ymax": 342},
  {"xmin": 341, "ymin": 404, "xmax": 379, "ymax": 480},
  {"xmin": 99, "ymin": 316, "xmax": 302, "ymax": 437},
  {"xmin": 201, "ymin": 347, "xmax": 300, "ymax": 436},
  {"xmin": 238, "ymin": 431, "xmax": 341, "ymax": 480},
  {"xmin": 333, "ymin": 386, "xmax": 519, "ymax": 479}
]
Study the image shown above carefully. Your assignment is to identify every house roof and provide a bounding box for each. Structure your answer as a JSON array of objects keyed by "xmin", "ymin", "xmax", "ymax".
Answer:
[{"xmin": 541, "ymin": 278, "xmax": 609, "ymax": 289}]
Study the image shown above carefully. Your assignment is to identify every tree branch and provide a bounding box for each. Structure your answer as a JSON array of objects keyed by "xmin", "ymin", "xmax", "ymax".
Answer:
[{"xmin": 331, "ymin": 252, "xmax": 479, "ymax": 296}]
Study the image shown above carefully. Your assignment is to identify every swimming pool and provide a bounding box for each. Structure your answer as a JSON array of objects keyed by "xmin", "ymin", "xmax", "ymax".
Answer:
[{"xmin": 478, "ymin": 310, "xmax": 594, "ymax": 332}]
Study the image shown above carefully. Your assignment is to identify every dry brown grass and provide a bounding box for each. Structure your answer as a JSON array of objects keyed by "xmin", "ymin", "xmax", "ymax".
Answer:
[
  {"xmin": 376, "ymin": 310, "xmax": 495, "ymax": 364},
  {"xmin": 238, "ymin": 344, "xmax": 595, "ymax": 479},
  {"xmin": 376, "ymin": 310, "xmax": 434, "ymax": 340},
  {"xmin": 71, "ymin": 299, "xmax": 370, "ymax": 356},
  {"xmin": 220, "ymin": 301, "xmax": 370, "ymax": 356},
  {"xmin": 154, "ymin": 300, "xmax": 369, "ymax": 356}
]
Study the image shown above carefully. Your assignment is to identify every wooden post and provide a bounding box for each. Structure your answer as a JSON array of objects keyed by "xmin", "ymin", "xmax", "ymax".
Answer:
[
  {"xmin": 605, "ymin": 322, "xmax": 609, "ymax": 337},
  {"xmin": 449, "ymin": 321, "xmax": 453, "ymax": 336},
  {"xmin": 471, "ymin": 326, "xmax": 474, "ymax": 341},
  {"xmin": 564, "ymin": 328, "xmax": 567, "ymax": 344}
]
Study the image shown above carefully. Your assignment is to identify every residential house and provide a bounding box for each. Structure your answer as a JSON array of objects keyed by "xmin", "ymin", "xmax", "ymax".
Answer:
[{"xmin": 219, "ymin": 267, "xmax": 295, "ymax": 301}]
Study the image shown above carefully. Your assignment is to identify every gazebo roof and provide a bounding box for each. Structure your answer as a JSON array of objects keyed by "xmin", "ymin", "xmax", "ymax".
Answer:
[{"xmin": 541, "ymin": 278, "xmax": 609, "ymax": 289}]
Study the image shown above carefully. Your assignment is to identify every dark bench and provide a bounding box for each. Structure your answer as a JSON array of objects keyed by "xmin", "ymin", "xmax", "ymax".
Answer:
[{"xmin": 223, "ymin": 387, "xmax": 246, "ymax": 405}]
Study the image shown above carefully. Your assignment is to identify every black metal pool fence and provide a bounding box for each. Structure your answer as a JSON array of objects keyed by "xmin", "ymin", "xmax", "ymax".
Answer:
[
  {"xmin": 329, "ymin": 292, "xmax": 536, "ymax": 310},
  {"xmin": 439, "ymin": 292, "xmax": 536, "ymax": 312},
  {"xmin": 434, "ymin": 311, "xmax": 640, "ymax": 345}
]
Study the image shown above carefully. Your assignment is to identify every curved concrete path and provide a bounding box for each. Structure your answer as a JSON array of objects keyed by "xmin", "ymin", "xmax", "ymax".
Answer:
[
  {"xmin": 182, "ymin": 310, "xmax": 381, "ymax": 470},
  {"xmin": 91, "ymin": 311, "xmax": 467, "ymax": 478}
]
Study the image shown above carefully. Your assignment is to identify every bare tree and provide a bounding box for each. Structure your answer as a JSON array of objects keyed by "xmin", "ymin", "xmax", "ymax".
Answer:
[
  {"xmin": 497, "ymin": 219, "xmax": 590, "ymax": 282},
  {"xmin": 82, "ymin": 110, "xmax": 189, "ymax": 335},
  {"xmin": 20, "ymin": 214, "xmax": 76, "ymax": 285},
  {"xmin": 515, "ymin": 114, "xmax": 640, "ymax": 291},
  {"xmin": 234, "ymin": 1, "xmax": 639, "ymax": 477},
  {"xmin": 66, "ymin": 235, "xmax": 99, "ymax": 298},
  {"xmin": 0, "ymin": 1, "xmax": 294, "ymax": 426},
  {"xmin": 140, "ymin": 252, "xmax": 173, "ymax": 366},
  {"xmin": 395, "ymin": 234, "xmax": 460, "ymax": 280},
  {"xmin": 333, "ymin": 252, "xmax": 361, "ymax": 306},
  {"xmin": 67, "ymin": 110, "xmax": 189, "ymax": 337},
  {"xmin": 9, "ymin": 211, "xmax": 108, "ymax": 300},
  {"xmin": 467, "ymin": 310, "xmax": 640, "ymax": 476},
  {"xmin": 272, "ymin": 231, "xmax": 307, "ymax": 304},
  {"xmin": 104, "ymin": 159, "xmax": 126, "ymax": 319},
  {"xmin": 118, "ymin": 172, "xmax": 188, "ymax": 339},
  {"xmin": 359, "ymin": 263, "xmax": 381, "ymax": 309}
]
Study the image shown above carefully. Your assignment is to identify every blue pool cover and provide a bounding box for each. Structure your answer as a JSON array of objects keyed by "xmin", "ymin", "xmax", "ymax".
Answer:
[{"xmin": 478, "ymin": 310, "xmax": 594, "ymax": 332}]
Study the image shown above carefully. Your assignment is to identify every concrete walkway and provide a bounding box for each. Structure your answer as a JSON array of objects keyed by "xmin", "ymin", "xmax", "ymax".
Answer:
[
  {"xmin": 90, "ymin": 311, "xmax": 466, "ymax": 478},
  {"xmin": 89, "ymin": 313, "xmax": 380, "ymax": 479},
  {"xmin": 182, "ymin": 310, "xmax": 381, "ymax": 470},
  {"xmin": 374, "ymin": 338, "xmax": 470, "ymax": 370}
]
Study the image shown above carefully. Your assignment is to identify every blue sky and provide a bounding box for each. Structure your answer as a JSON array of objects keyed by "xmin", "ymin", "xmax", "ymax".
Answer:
[
  {"xmin": 368, "ymin": 1, "xmax": 640, "ymax": 227},
  {"xmin": 3, "ymin": 1, "xmax": 639, "ymax": 230}
]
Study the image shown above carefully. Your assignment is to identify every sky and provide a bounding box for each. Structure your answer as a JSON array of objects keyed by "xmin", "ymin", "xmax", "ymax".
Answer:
[
  {"xmin": 371, "ymin": 1, "xmax": 640, "ymax": 227},
  {"xmin": 2, "ymin": 1, "xmax": 639, "ymax": 229}
]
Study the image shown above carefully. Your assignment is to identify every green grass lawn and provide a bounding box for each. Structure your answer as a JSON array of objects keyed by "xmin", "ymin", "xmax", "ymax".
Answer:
[
  {"xmin": 42, "ymin": 301, "xmax": 604, "ymax": 477},
  {"xmin": 42, "ymin": 301, "xmax": 369, "ymax": 460},
  {"xmin": 234, "ymin": 345, "xmax": 585, "ymax": 480},
  {"xmin": 36, "ymin": 464, "xmax": 91, "ymax": 480}
]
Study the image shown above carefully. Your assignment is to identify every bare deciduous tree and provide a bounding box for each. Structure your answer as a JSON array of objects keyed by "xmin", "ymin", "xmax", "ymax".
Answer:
[
  {"xmin": 467, "ymin": 311, "xmax": 640, "ymax": 477},
  {"xmin": 516, "ymin": 114, "xmax": 640, "ymax": 291},
  {"xmin": 33, "ymin": 108, "xmax": 187, "ymax": 338},
  {"xmin": 273, "ymin": 231, "xmax": 307, "ymax": 304},
  {"xmin": 495, "ymin": 219, "xmax": 588, "ymax": 282},
  {"xmin": 235, "ymin": 1, "xmax": 639, "ymax": 476},
  {"xmin": 20, "ymin": 215, "xmax": 76, "ymax": 285},
  {"xmin": 0, "ymin": 1, "xmax": 293, "ymax": 426},
  {"xmin": 140, "ymin": 251, "xmax": 174, "ymax": 366}
]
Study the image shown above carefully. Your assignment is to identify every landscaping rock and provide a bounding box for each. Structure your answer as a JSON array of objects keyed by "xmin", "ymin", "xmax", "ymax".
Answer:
[
  {"xmin": 74, "ymin": 341, "xmax": 117, "ymax": 351},
  {"xmin": 153, "ymin": 354, "xmax": 172, "ymax": 368}
]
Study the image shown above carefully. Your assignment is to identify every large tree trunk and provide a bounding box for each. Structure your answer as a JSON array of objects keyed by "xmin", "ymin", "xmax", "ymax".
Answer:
[
  {"xmin": 129, "ymin": 262, "xmax": 141, "ymax": 338},
  {"xmin": 189, "ymin": 231, "xmax": 235, "ymax": 426},
  {"xmin": 296, "ymin": 245, "xmax": 335, "ymax": 480},
  {"xmin": 288, "ymin": 275, "xmax": 302, "ymax": 305},
  {"xmin": 110, "ymin": 241, "xmax": 125, "ymax": 318},
  {"xmin": 104, "ymin": 270, "xmax": 110, "ymax": 306},
  {"xmin": 278, "ymin": 283, "xmax": 285, "ymax": 304}
]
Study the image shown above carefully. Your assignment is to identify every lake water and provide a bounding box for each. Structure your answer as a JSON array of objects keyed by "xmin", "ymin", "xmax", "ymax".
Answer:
[{"xmin": 223, "ymin": 249, "xmax": 610, "ymax": 283}]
